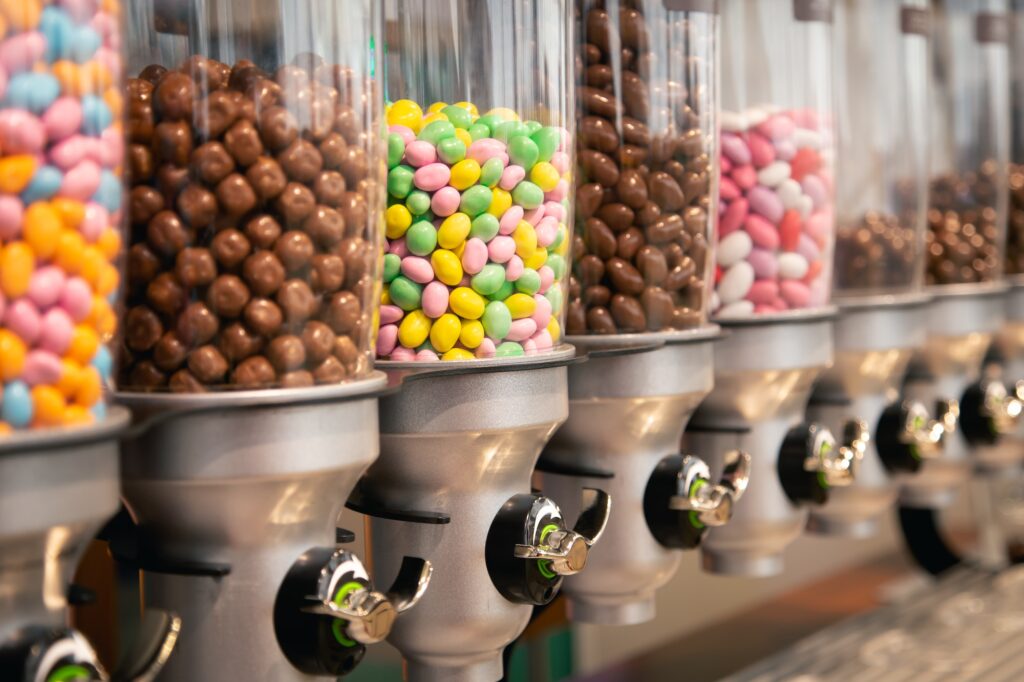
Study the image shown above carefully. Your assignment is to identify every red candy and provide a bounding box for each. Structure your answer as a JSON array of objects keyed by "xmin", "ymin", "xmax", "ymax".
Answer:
[
  {"xmin": 789, "ymin": 148, "xmax": 821, "ymax": 182},
  {"xmin": 779, "ymin": 210, "xmax": 802, "ymax": 251}
]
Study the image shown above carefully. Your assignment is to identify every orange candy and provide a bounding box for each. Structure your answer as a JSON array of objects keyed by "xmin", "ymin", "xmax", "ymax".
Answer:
[
  {"xmin": 62, "ymin": 405, "xmax": 93, "ymax": 426},
  {"xmin": 75, "ymin": 366, "xmax": 103, "ymax": 407},
  {"xmin": 55, "ymin": 231, "xmax": 87, "ymax": 274},
  {"xmin": 57, "ymin": 359, "xmax": 86, "ymax": 398},
  {"xmin": 67, "ymin": 326, "xmax": 100, "ymax": 365},
  {"xmin": 79, "ymin": 246, "xmax": 107, "ymax": 288},
  {"xmin": 0, "ymin": 0, "xmax": 41, "ymax": 31},
  {"xmin": 96, "ymin": 264, "xmax": 119, "ymax": 297},
  {"xmin": 52, "ymin": 198, "xmax": 86, "ymax": 230},
  {"xmin": 31, "ymin": 386, "xmax": 66, "ymax": 427},
  {"xmin": 0, "ymin": 155, "xmax": 36, "ymax": 193},
  {"xmin": 0, "ymin": 330, "xmax": 26, "ymax": 381},
  {"xmin": 97, "ymin": 229, "xmax": 121, "ymax": 260},
  {"xmin": 0, "ymin": 242, "xmax": 35, "ymax": 298},
  {"xmin": 24, "ymin": 202, "xmax": 63, "ymax": 260}
]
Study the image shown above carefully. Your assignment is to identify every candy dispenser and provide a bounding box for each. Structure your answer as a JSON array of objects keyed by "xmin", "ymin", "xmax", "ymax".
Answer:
[
  {"xmin": 0, "ymin": 0, "xmax": 180, "ymax": 677},
  {"xmin": 804, "ymin": 0, "xmax": 954, "ymax": 539},
  {"xmin": 113, "ymin": 1, "xmax": 432, "ymax": 679},
  {"xmin": 354, "ymin": 2, "xmax": 609, "ymax": 680},
  {"xmin": 535, "ymin": 1, "xmax": 751, "ymax": 626},
  {"xmin": 902, "ymin": 0, "xmax": 1017, "ymax": 513},
  {"xmin": 681, "ymin": 0, "xmax": 856, "ymax": 578}
]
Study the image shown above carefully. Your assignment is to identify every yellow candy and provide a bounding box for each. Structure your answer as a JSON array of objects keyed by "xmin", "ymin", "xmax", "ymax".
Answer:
[
  {"xmin": 0, "ymin": 242, "xmax": 34, "ymax": 298},
  {"xmin": 422, "ymin": 112, "xmax": 449, "ymax": 126},
  {"xmin": 486, "ymin": 107, "xmax": 520, "ymax": 122},
  {"xmin": 52, "ymin": 198, "xmax": 85, "ymax": 229},
  {"xmin": 556, "ymin": 226, "xmax": 571, "ymax": 257},
  {"xmin": 62, "ymin": 404, "xmax": 92, "ymax": 426},
  {"xmin": 57, "ymin": 359, "xmax": 85, "ymax": 398},
  {"xmin": 459, "ymin": 319, "xmax": 485, "ymax": 349},
  {"xmin": 54, "ymin": 231, "xmax": 86, "ymax": 274},
  {"xmin": 437, "ymin": 213, "xmax": 471, "ymax": 249},
  {"xmin": 547, "ymin": 317, "xmax": 561, "ymax": 342},
  {"xmin": 381, "ymin": 289, "xmax": 392, "ymax": 305},
  {"xmin": 449, "ymin": 287, "xmax": 485, "ymax": 320},
  {"xmin": 0, "ymin": 155, "xmax": 35, "ymax": 193},
  {"xmin": 97, "ymin": 228, "xmax": 122, "ymax": 260},
  {"xmin": 427, "ymin": 101, "xmax": 449, "ymax": 114},
  {"xmin": 524, "ymin": 249, "xmax": 548, "ymax": 270},
  {"xmin": 429, "ymin": 313, "xmax": 462, "ymax": 353},
  {"xmin": 513, "ymin": 221, "xmax": 537, "ymax": 260},
  {"xmin": 487, "ymin": 188, "xmax": 512, "ymax": 218},
  {"xmin": 431, "ymin": 249, "xmax": 463, "ymax": 286},
  {"xmin": 67, "ymin": 326, "xmax": 100, "ymax": 366},
  {"xmin": 0, "ymin": 423, "xmax": 11, "ymax": 436},
  {"xmin": 530, "ymin": 162, "xmax": 560, "ymax": 192},
  {"xmin": 505, "ymin": 293, "xmax": 536, "ymax": 319},
  {"xmin": 75, "ymin": 366, "xmax": 102, "ymax": 407},
  {"xmin": 454, "ymin": 128, "xmax": 473, "ymax": 148},
  {"xmin": 453, "ymin": 241, "xmax": 467, "ymax": 258},
  {"xmin": 450, "ymin": 159, "xmax": 481, "ymax": 191},
  {"xmin": 455, "ymin": 101, "xmax": 479, "ymax": 117},
  {"xmin": 387, "ymin": 99, "xmax": 425, "ymax": 132},
  {"xmin": 386, "ymin": 204, "xmax": 413, "ymax": 239},
  {"xmin": 442, "ymin": 348, "xmax": 475, "ymax": 361},
  {"xmin": 32, "ymin": 386, "xmax": 65, "ymax": 427},
  {"xmin": 398, "ymin": 310, "xmax": 431, "ymax": 348},
  {"xmin": 0, "ymin": 330, "xmax": 26, "ymax": 381},
  {"xmin": 0, "ymin": 0, "xmax": 41, "ymax": 31},
  {"xmin": 24, "ymin": 203, "xmax": 63, "ymax": 260}
]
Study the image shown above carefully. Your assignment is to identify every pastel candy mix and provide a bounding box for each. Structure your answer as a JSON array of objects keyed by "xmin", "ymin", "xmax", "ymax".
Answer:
[
  {"xmin": 380, "ymin": 99, "xmax": 572, "ymax": 361},
  {"xmin": 0, "ymin": 0, "xmax": 123, "ymax": 433},
  {"xmin": 713, "ymin": 108, "xmax": 834, "ymax": 318}
]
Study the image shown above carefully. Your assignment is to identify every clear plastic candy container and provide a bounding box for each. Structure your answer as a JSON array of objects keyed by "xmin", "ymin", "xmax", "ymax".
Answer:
[
  {"xmin": 713, "ymin": 0, "xmax": 836, "ymax": 319},
  {"xmin": 567, "ymin": 0, "xmax": 718, "ymax": 335},
  {"xmin": 926, "ymin": 0, "xmax": 1009, "ymax": 286},
  {"xmin": 119, "ymin": 0, "xmax": 384, "ymax": 391},
  {"xmin": 380, "ymin": 0, "xmax": 574, "ymax": 361},
  {"xmin": 0, "ymin": 0, "xmax": 125, "ymax": 432},
  {"xmin": 1007, "ymin": 1, "xmax": 1024, "ymax": 275},
  {"xmin": 832, "ymin": 0, "xmax": 929, "ymax": 297}
]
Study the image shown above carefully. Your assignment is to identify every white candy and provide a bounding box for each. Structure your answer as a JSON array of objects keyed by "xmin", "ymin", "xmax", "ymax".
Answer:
[
  {"xmin": 778, "ymin": 252, "xmax": 810, "ymax": 279},
  {"xmin": 792, "ymin": 128, "xmax": 823, "ymax": 150},
  {"xmin": 710, "ymin": 291, "xmax": 721, "ymax": 312},
  {"xmin": 718, "ymin": 230, "xmax": 753, "ymax": 268},
  {"xmin": 745, "ymin": 107, "xmax": 770, "ymax": 128},
  {"xmin": 720, "ymin": 111, "xmax": 747, "ymax": 132},
  {"xmin": 718, "ymin": 261, "xmax": 755, "ymax": 304},
  {"xmin": 716, "ymin": 300, "xmax": 755, "ymax": 319},
  {"xmin": 777, "ymin": 179, "xmax": 803, "ymax": 209},
  {"xmin": 796, "ymin": 195, "xmax": 814, "ymax": 219},
  {"xmin": 756, "ymin": 161, "xmax": 791, "ymax": 188}
]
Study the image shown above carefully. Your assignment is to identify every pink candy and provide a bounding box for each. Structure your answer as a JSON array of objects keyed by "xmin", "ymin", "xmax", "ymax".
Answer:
[
  {"xmin": 499, "ymin": 165, "xmax": 526, "ymax": 191},
  {"xmin": 59, "ymin": 160, "xmax": 102, "ymax": 201},
  {"xmin": 380, "ymin": 305, "xmax": 403, "ymax": 325},
  {"xmin": 467, "ymin": 138, "xmax": 506, "ymax": 164},
  {"xmin": 421, "ymin": 281, "xmax": 449, "ymax": 319},
  {"xmin": 488, "ymin": 236, "xmax": 516, "ymax": 263},
  {"xmin": 5, "ymin": 299, "xmax": 41, "ymax": 344},
  {"xmin": 405, "ymin": 140, "xmax": 437, "ymax": 167},
  {"xmin": 0, "ymin": 32, "xmax": 45, "ymax": 73},
  {"xmin": 499, "ymin": 206, "xmax": 523, "ymax": 235},
  {"xmin": 27, "ymin": 266, "xmax": 66, "ymax": 308},
  {"xmin": 60, "ymin": 277, "xmax": 93, "ymax": 322},
  {"xmin": 430, "ymin": 186, "xmax": 461, "ymax": 217},
  {"xmin": 38, "ymin": 308, "xmax": 73, "ymax": 354},
  {"xmin": 461, "ymin": 238, "xmax": 488, "ymax": 275},
  {"xmin": 401, "ymin": 256, "xmax": 434, "ymax": 284},
  {"xmin": 0, "ymin": 109, "xmax": 46, "ymax": 154},
  {"xmin": 0, "ymin": 195, "xmax": 24, "ymax": 240},
  {"xmin": 22, "ymin": 350, "xmax": 62, "ymax": 386},
  {"xmin": 43, "ymin": 97, "xmax": 84, "ymax": 142},
  {"xmin": 377, "ymin": 324, "xmax": 398, "ymax": 357},
  {"xmin": 505, "ymin": 255, "xmax": 524, "ymax": 281},
  {"xmin": 413, "ymin": 163, "xmax": 451, "ymax": 192}
]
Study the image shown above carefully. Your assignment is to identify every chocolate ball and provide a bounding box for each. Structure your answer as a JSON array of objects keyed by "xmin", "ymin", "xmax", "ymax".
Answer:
[
  {"xmin": 274, "ymin": 182, "xmax": 316, "ymax": 226},
  {"xmin": 175, "ymin": 247, "xmax": 217, "ymax": 288},
  {"xmin": 276, "ymin": 279, "xmax": 316, "ymax": 324},
  {"xmin": 277, "ymin": 138, "xmax": 324, "ymax": 183},
  {"xmin": 146, "ymin": 273, "xmax": 187, "ymax": 316},
  {"xmin": 187, "ymin": 345, "xmax": 228, "ymax": 383},
  {"xmin": 242, "ymin": 251, "xmax": 286, "ymax": 297},
  {"xmin": 219, "ymin": 322, "xmax": 263, "ymax": 361},
  {"xmin": 258, "ymin": 105, "xmax": 300, "ymax": 151},
  {"xmin": 155, "ymin": 120, "xmax": 193, "ymax": 166},
  {"xmin": 147, "ymin": 210, "xmax": 190, "ymax": 256},
  {"xmin": 128, "ymin": 243, "xmax": 161, "ymax": 287},
  {"xmin": 301, "ymin": 321, "xmax": 336, "ymax": 363},
  {"xmin": 176, "ymin": 301, "xmax": 219, "ymax": 346},
  {"xmin": 246, "ymin": 156, "xmax": 288, "ymax": 200},
  {"xmin": 323, "ymin": 291, "xmax": 360, "ymax": 335},
  {"xmin": 192, "ymin": 141, "xmax": 236, "ymax": 185},
  {"xmin": 154, "ymin": 71, "xmax": 195, "ymax": 121},
  {"xmin": 243, "ymin": 297, "xmax": 284, "ymax": 336},
  {"xmin": 267, "ymin": 334, "xmax": 307, "ymax": 372},
  {"xmin": 280, "ymin": 370, "xmax": 315, "ymax": 388},
  {"xmin": 313, "ymin": 170, "xmax": 346, "ymax": 206},
  {"xmin": 304, "ymin": 206, "xmax": 345, "ymax": 247},
  {"xmin": 131, "ymin": 186, "xmax": 165, "ymax": 225},
  {"xmin": 231, "ymin": 355, "xmax": 276, "ymax": 387},
  {"xmin": 274, "ymin": 230, "xmax": 315, "ymax": 272},
  {"xmin": 310, "ymin": 253, "xmax": 345, "ymax": 292},
  {"xmin": 207, "ymin": 274, "xmax": 251, "ymax": 317},
  {"xmin": 215, "ymin": 173, "xmax": 258, "ymax": 216},
  {"xmin": 245, "ymin": 214, "xmax": 282, "ymax": 249},
  {"xmin": 125, "ymin": 306, "xmax": 163, "ymax": 351},
  {"xmin": 153, "ymin": 332, "xmax": 189, "ymax": 372},
  {"xmin": 177, "ymin": 184, "xmax": 218, "ymax": 228},
  {"xmin": 223, "ymin": 119, "xmax": 264, "ymax": 167},
  {"xmin": 312, "ymin": 355, "xmax": 347, "ymax": 383},
  {"xmin": 211, "ymin": 228, "xmax": 252, "ymax": 269}
]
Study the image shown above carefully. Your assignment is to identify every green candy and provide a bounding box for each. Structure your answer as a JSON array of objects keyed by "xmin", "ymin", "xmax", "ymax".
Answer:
[
  {"xmin": 546, "ymin": 253, "xmax": 566, "ymax": 279},
  {"xmin": 512, "ymin": 181, "xmax": 544, "ymax": 209},
  {"xmin": 460, "ymin": 185, "xmax": 493, "ymax": 216},
  {"xmin": 488, "ymin": 279, "xmax": 515, "ymax": 301},
  {"xmin": 468, "ymin": 123, "xmax": 491, "ymax": 141},
  {"xmin": 493, "ymin": 120, "xmax": 528, "ymax": 143},
  {"xmin": 531, "ymin": 126, "xmax": 560, "ymax": 163},
  {"xmin": 418, "ymin": 120, "xmax": 456, "ymax": 144},
  {"xmin": 442, "ymin": 105, "xmax": 473, "ymax": 130},
  {"xmin": 406, "ymin": 190, "xmax": 432, "ymax": 216},
  {"xmin": 383, "ymin": 253, "xmax": 401, "ymax": 282},
  {"xmin": 482, "ymin": 300, "xmax": 513, "ymax": 339},
  {"xmin": 389, "ymin": 276, "xmax": 422, "ymax": 311},
  {"xmin": 550, "ymin": 224, "xmax": 567, "ymax": 249},
  {"xmin": 525, "ymin": 120, "xmax": 542, "ymax": 134},
  {"xmin": 416, "ymin": 340, "xmax": 436, "ymax": 353},
  {"xmin": 545, "ymin": 286, "xmax": 563, "ymax": 315},
  {"xmin": 387, "ymin": 133, "xmax": 406, "ymax": 168},
  {"xmin": 514, "ymin": 268, "xmax": 541, "ymax": 294},
  {"xmin": 470, "ymin": 213, "xmax": 500, "ymax": 242},
  {"xmin": 480, "ymin": 157, "xmax": 504, "ymax": 187},
  {"xmin": 476, "ymin": 114, "xmax": 504, "ymax": 133},
  {"xmin": 471, "ymin": 264, "xmax": 506, "ymax": 296},
  {"xmin": 406, "ymin": 220, "xmax": 438, "ymax": 256},
  {"xmin": 508, "ymin": 136, "xmax": 539, "ymax": 170},
  {"xmin": 495, "ymin": 341, "xmax": 525, "ymax": 358},
  {"xmin": 436, "ymin": 137, "xmax": 467, "ymax": 165},
  {"xmin": 388, "ymin": 165, "xmax": 415, "ymax": 199}
]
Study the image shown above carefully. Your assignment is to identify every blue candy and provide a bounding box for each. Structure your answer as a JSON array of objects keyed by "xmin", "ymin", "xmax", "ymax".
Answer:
[
  {"xmin": 5, "ymin": 73, "xmax": 60, "ymax": 114},
  {"xmin": 71, "ymin": 25, "xmax": 101, "ymax": 63},
  {"xmin": 90, "ymin": 401, "xmax": 107, "ymax": 421},
  {"xmin": 40, "ymin": 6, "xmax": 75, "ymax": 63},
  {"xmin": 90, "ymin": 345, "xmax": 113, "ymax": 380},
  {"xmin": 1, "ymin": 381, "xmax": 32, "ymax": 428},
  {"xmin": 92, "ymin": 170, "xmax": 121, "ymax": 212},
  {"xmin": 21, "ymin": 165, "xmax": 63, "ymax": 203},
  {"xmin": 81, "ymin": 95, "xmax": 113, "ymax": 136}
]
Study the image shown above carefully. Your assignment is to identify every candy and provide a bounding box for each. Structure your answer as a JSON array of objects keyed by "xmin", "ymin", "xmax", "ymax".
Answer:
[{"xmin": 712, "ymin": 109, "xmax": 834, "ymax": 318}]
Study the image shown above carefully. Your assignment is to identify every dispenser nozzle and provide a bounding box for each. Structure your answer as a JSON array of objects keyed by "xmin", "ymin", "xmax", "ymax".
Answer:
[
  {"xmin": 668, "ymin": 451, "xmax": 752, "ymax": 527},
  {"xmin": 513, "ymin": 488, "xmax": 611, "ymax": 576},
  {"xmin": 819, "ymin": 420, "xmax": 863, "ymax": 487}
]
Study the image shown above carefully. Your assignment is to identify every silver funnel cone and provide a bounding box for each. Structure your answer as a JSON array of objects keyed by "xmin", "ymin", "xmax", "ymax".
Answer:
[
  {"xmin": 358, "ymin": 349, "xmax": 594, "ymax": 682},
  {"xmin": 686, "ymin": 310, "xmax": 841, "ymax": 577},
  {"xmin": 539, "ymin": 329, "xmax": 720, "ymax": 625},
  {"xmin": 117, "ymin": 375, "xmax": 405, "ymax": 681},
  {"xmin": 0, "ymin": 410, "xmax": 129, "ymax": 677},
  {"xmin": 806, "ymin": 295, "xmax": 931, "ymax": 537},
  {"xmin": 902, "ymin": 285, "xmax": 1009, "ymax": 508}
]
